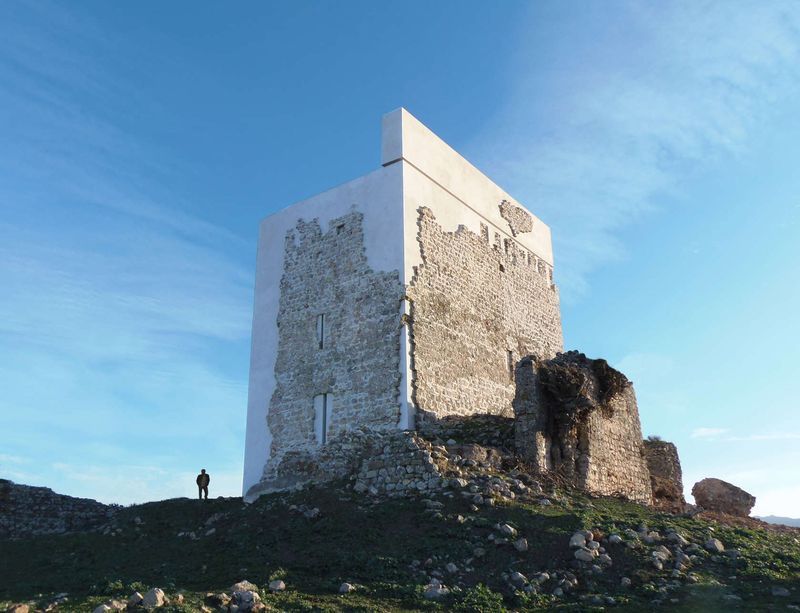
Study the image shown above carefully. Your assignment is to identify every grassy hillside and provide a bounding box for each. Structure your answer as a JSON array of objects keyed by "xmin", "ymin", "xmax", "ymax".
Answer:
[{"xmin": 1, "ymin": 480, "xmax": 799, "ymax": 612}]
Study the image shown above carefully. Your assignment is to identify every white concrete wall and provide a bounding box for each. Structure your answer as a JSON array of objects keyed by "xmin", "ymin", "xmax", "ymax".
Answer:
[
  {"xmin": 381, "ymin": 108, "xmax": 554, "ymax": 286},
  {"xmin": 242, "ymin": 164, "xmax": 405, "ymax": 495}
]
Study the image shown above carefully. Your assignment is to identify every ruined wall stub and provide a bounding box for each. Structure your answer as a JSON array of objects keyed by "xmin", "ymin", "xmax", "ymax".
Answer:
[
  {"xmin": 407, "ymin": 207, "xmax": 563, "ymax": 421},
  {"xmin": 643, "ymin": 439, "xmax": 686, "ymax": 511},
  {"xmin": 514, "ymin": 352, "xmax": 653, "ymax": 504},
  {"xmin": 259, "ymin": 211, "xmax": 403, "ymax": 491}
]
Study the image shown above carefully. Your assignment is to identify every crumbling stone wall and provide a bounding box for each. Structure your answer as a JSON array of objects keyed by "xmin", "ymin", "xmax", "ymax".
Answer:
[
  {"xmin": 0, "ymin": 479, "xmax": 115, "ymax": 539},
  {"xmin": 258, "ymin": 211, "xmax": 404, "ymax": 492},
  {"xmin": 354, "ymin": 432, "xmax": 447, "ymax": 496},
  {"xmin": 407, "ymin": 207, "xmax": 563, "ymax": 421},
  {"xmin": 514, "ymin": 352, "xmax": 652, "ymax": 504},
  {"xmin": 643, "ymin": 439, "xmax": 686, "ymax": 512},
  {"xmin": 499, "ymin": 199, "xmax": 533, "ymax": 236}
]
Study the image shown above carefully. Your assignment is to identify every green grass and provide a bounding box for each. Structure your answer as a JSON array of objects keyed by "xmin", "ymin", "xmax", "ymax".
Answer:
[{"xmin": 1, "ymin": 482, "xmax": 798, "ymax": 611}]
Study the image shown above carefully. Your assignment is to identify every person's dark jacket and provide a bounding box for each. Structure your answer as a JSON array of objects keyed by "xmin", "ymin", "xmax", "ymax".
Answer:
[{"xmin": 196, "ymin": 472, "xmax": 210, "ymax": 487}]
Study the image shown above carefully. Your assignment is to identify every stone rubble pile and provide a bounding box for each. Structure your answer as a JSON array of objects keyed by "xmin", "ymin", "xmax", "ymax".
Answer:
[{"xmin": 0, "ymin": 479, "xmax": 116, "ymax": 539}]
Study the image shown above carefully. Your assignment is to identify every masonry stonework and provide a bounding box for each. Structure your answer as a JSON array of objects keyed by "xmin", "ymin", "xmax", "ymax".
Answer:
[
  {"xmin": 407, "ymin": 207, "xmax": 563, "ymax": 422},
  {"xmin": 254, "ymin": 211, "xmax": 404, "ymax": 494},
  {"xmin": 643, "ymin": 439, "xmax": 687, "ymax": 512},
  {"xmin": 244, "ymin": 110, "xmax": 666, "ymax": 508},
  {"xmin": 514, "ymin": 352, "xmax": 653, "ymax": 504},
  {"xmin": 499, "ymin": 199, "xmax": 534, "ymax": 237}
]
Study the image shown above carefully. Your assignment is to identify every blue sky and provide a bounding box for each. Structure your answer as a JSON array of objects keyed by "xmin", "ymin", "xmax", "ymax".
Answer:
[{"xmin": 1, "ymin": 1, "xmax": 798, "ymax": 515}]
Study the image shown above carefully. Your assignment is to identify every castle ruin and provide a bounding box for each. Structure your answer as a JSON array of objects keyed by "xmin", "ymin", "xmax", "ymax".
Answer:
[{"xmin": 243, "ymin": 109, "xmax": 659, "ymax": 504}]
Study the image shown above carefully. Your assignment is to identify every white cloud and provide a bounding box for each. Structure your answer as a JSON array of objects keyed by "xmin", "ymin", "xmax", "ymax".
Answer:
[
  {"xmin": 725, "ymin": 433, "xmax": 800, "ymax": 442},
  {"xmin": 0, "ymin": 4, "xmax": 251, "ymax": 502},
  {"xmin": 472, "ymin": 1, "xmax": 800, "ymax": 300},
  {"xmin": 691, "ymin": 427, "xmax": 729, "ymax": 439},
  {"xmin": 0, "ymin": 453, "xmax": 30, "ymax": 465}
]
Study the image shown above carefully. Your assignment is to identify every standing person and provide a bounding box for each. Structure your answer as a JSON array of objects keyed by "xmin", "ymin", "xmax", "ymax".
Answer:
[{"xmin": 196, "ymin": 469, "xmax": 210, "ymax": 500}]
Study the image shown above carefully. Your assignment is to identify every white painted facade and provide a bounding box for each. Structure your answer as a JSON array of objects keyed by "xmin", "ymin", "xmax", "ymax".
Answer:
[{"xmin": 243, "ymin": 108, "xmax": 555, "ymax": 496}]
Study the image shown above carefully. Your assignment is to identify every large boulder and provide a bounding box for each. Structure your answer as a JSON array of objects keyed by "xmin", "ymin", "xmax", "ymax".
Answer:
[{"xmin": 692, "ymin": 478, "xmax": 755, "ymax": 517}]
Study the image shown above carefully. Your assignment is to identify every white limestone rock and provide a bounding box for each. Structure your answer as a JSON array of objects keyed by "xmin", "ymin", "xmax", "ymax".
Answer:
[
  {"xmin": 569, "ymin": 532, "xmax": 587, "ymax": 548},
  {"xmin": 141, "ymin": 588, "xmax": 165, "ymax": 609}
]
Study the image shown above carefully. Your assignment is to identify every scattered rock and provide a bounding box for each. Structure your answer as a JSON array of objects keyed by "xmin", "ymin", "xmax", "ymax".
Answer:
[
  {"xmin": 772, "ymin": 586, "xmax": 791, "ymax": 597},
  {"xmin": 667, "ymin": 532, "xmax": 689, "ymax": 547},
  {"xmin": 621, "ymin": 577, "xmax": 632, "ymax": 588},
  {"xmin": 705, "ymin": 538, "xmax": 725, "ymax": 553},
  {"xmin": 339, "ymin": 582, "xmax": 356, "ymax": 594},
  {"xmin": 231, "ymin": 588, "xmax": 261, "ymax": 611},
  {"xmin": 423, "ymin": 580, "xmax": 449, "ymax": 600},
  {"xmin": 269, "ymin": 580, "xmax": 286, "ymax": 592},
  {"xmin": 692, "ymin": 478, "xmax": 756, "ymax": 517},
  {"xmin": 445, "ymin": 562, "xmax": 459, "ymax": 574},
  {"xmin": 574, "ymin": 548, "xmax": 596, "ymax": 562},
  {"xmin": 509, "ymin": 571, "xmax": 528, "ymax": 587},
  {"xmin": 608, "ymin": 534, "xmax": 623, "ymax": 544},
  {"xmin": 498, "ymin": 523, "xmax": 517, "ymax": 537},
  {"xmin": 127, "ymin": 593, "xmax": 144, "ymax": 607},
  {"xmin": 204, "ymin": 593, "xmax": 231, "ymax": 608},
  {"xmin": 6, "ymin": 606, "xmax": 29, "ymax": 613},
  {"xmin": 569, "ymin": 532, "xmax": 587, "ymax": 548},
  {"xmin": 231, "ymin": 581, "xmax": 259, "ymax": 593},
  {"xmin": 514, "ymin": 537, "xmax": 529, "ymax": 552},
  {"xmin": 141, "ymin": 588, "xmax": 165, "ymax": 609}
]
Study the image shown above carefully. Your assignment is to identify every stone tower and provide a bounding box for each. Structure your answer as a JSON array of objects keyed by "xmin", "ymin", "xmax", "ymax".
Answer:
[{"xmin": 243, "ymin": 109, "xmax": 563, "ymax": 498}]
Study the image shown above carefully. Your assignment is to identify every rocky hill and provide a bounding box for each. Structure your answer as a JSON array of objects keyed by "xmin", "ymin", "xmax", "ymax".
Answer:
[
  {"xmin": 1, "ymin": 471, "xmax": 799, "ymax": 612},
  {"xmin": 760, "ymin": 517, "xmax": 800, "ymax": 529}
]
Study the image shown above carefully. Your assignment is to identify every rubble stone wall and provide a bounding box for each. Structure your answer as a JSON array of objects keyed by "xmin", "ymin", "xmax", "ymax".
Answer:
[
  {"xmin": 514, "ymin": 352, "xmax": 652, "ymax": 504},
  {"xmin": 407, "ymin": 207, "xmax": 563, "ymax": 422},
  {"xmin": 257, "ymin": 211, "xmax": 404, "ymax": 492},
  {"xmin": 580, "ymin": 388, "xmax": 653, "ymax": 503},
  {"xmin": 499, "ymin": 199, "xmax": 534, "ymax": 236},
  {"xmin": 0, "ymin": 479, "xmax": 114, "ymax": 539},
  {"xmin": 643, "ymin": 440, "xmax": 684, "ymax": 489},
  {"xmin": 643, "ymin": 439, "xmax": 686, "ymax": 511}
]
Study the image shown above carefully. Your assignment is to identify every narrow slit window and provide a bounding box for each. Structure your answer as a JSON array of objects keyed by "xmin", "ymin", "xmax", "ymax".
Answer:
[
  {"xmin": 316, "ymin": 314, "xmax": 325, "ymax": 349},
  {"xmin": 314, "ymin": 393, "xmax": 332, "ymax": 445},
  {"xmin": 507, "ymin": 350, "xmax": 514, "ymax": 380}
]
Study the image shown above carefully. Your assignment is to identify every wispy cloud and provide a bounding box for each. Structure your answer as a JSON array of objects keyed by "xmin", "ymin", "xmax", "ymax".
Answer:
[
  {"xmin": 691, "ymin": 427, "xmax": 729, "ymax": 439},
  {"xmin": 474, "ymin": 1, "xmax": 800, "ymax": 300},
  {"xmin": 0, "ymin": 3, "xmax": 251, "ymax": 501},
  {"xmin": 725, "ymin": 433, "xmax": 800, "ymax": 442},
  {"xmin": 690, "ymin": 428, "xmax": 800, "ymax": 442}
]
